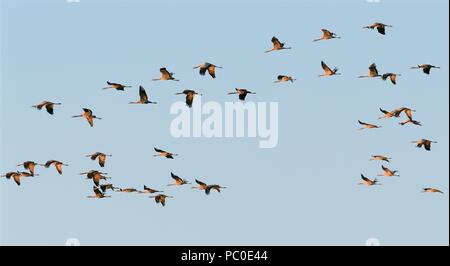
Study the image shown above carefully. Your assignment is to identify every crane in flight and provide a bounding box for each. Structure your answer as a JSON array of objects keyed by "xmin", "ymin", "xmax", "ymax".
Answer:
[
  {"xmin": 32, "ymin": 101, "xmax": 61, "ymax": 115},
  {"xmin": 102, "ymin": 81, "xmax": 131, "ymax": 91},
  {"xmin": 358, "ymin": 174, "xmax": 380, "ymax": 186},
  {"xmin": 228, "ymin": 88, "xmax": 255, "ymax": 101},
  {"xmin": 193, "ymin": 62, "xmax": 222, "ymax": 79},
  {"xmin": 265, "ymin": 36, "xmax": 291, "ymax": 53},
  {"xmin": 175, "ymin": 90, "xmax": 202, "ymax": 108},
  {"xmin": 319, "ymin": 61, "xmax": 341, "ymax": 77},
  {"xmin": 410, "ymin": 64, "xmax": 440, "ymax": 75},
  {"xmin": 411, "ymin": 139, "xmax": 437, "ymax": 151},
  {"xmin": 363, "ymin": 22, "xmax": 393, "ymax": 35},
  {"xmin": 149, "ymin": 194, "xmax": 173, "ymax": 207},
  {"xmin": 152, "ymin": 67, "xmax": 179, "ymax": 81},
  {"xmin": 153, "ymin": 147, "xmax": 178, "ymax": 159},
  {"xmin": 129, "ymin": 86, "xmax": 157, "ymax": 104},
  {"xmin": 313, "ymin": 29, "xmax": 341, "ymax": 42},
  {"xmin": 72, "ymin": 108, "xmax": 102, "ymax": 127}
]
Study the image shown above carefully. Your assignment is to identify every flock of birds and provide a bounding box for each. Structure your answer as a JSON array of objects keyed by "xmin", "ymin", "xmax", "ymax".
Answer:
[
  {"xmin": 1, "ymin": 22, "xmax": 445, "ymax": 207},
  {"xmin": 2, "ymin": 147, "xmax": 227, "ymax": 206}
]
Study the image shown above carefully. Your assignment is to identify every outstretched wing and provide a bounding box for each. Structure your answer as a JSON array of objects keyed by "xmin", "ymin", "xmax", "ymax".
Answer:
[
  {"xmin": 390, "ymin": 74, "xmax": 397, "ymax": 85},
  {"xmin": 171, "ymin": 172, "xmax": 182, "ymax": 182},
  {"xmin": 154, "ymin": 147, "xmax": 164, "ymax": 153},
  {"xmin": 13, "ymin": 174, "xmax": 21, "ymax": 186},
  {"xmin": 271, "ymin": 36, "xmax": 282, "ymax": 49},
  {"xmin": 207, "ymin": 65, "xmax": 216, "ymax": 78},
  {"xmin": 321, "ymin": 29, "xmax": 332, "ymax": 38},
  {"xmin": 369, "ymin": 63, "xmax": 378, "ymax": 76},
  {"xmin": 139, "ymin": 86, "xmax": 148, "ymax": 102},
  {"xmin": 404, "ymin": 109, "xmax": 413, "ymax": 120},
  {"xmin": 45, "ymin": 103, "xmax": 54, "ymax": 115},
  {"xmin": 238, "ymin": 91, "xmax": 247, "ymax": 101},
  {"xmin": 44, "ymin": 160, "xmax": 57, "ymax": 168},
  {"xmin": 160, "ymin": 67, "xmax": 170, "ymax": 76},
  {"xmin": 379, "ymin": 108, "xmax": 389, "ymax": 114},
  {"xmin": 361, "ymin": 174, "xmax": 371, "ymax": 182},
  {"xmin": 186, "ymin": 92, "xmax": 194, "ymax": 108},
  {"xmin": 94, "ymin": 187, "xmax": 103, "ymax": 197},
  {"xmin": 321, "ymin": 61, "xmax": 332, "ymax": 74},
  {"xmin": 376, "ymin": 25, "xmax": 386, "ymax": 35},
  {"xmin": 358, "ymin": 120, "xmax": 369, "ymax": 126},
  {"xmin": 195, "ymin": 179, "xmax": 207, "ymax": 187},
  {"xmin": 82, "ymin": 108, "xmax": 93, "ymax": 116},
  {"xmin": 87, "ymin": 116, "xmax": 94, "ymax": 127},
  {"xmin": 90, "ymin": 152, "xmax": 101, "ymax": 160},
  {"xmin": 98, "ymin": 154, "xmax": 106, "ymax": 167}
]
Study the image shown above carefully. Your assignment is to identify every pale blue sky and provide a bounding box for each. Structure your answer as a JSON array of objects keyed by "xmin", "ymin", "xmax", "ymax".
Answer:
[{"xmin": 1, "ymin": 0, "xmax": 448, "ymax": 245}]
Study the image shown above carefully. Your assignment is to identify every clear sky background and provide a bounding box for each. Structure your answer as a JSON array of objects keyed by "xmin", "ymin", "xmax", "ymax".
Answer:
[{"xmin": 1, "ymin": 0, "xmax": 448, "ymax": 246}]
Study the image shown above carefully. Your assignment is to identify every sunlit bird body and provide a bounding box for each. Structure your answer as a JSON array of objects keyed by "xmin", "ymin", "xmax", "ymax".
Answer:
[
  {"xmin": 168, "ymin": 172, "xmax": 190, "ymax": 186},
  {"xmin": 41, "ymin": 160, "xmax": 68, "ymax": 175},
  {"xmin": 72, "ymin": 108, "xmax": 102, "ymax": 127},
  {"xmin": 381, "ymin": 73, "xmax": 401, "ymax": 85},
  {"xmin": 152, "ymin": 67, "xmax": 179, "ymax": 81},
  {"xmin": 370, "ymin": 155, "xmax": 391, "ymax": 163},
  {"xmin": 1, "ymin": 171, "xmax": 37, "ymax": 186},
  {"xmin": 192, "ymin": 179, "xmax": 227, "ymax": 195},
  {"xmin": 274, "ymin": 75, "xmax": 296, "ymax": 83},
  {"xmin": 313, "ymin": 29, "xmax": 340, "ymax": 42},
  {"xmin": 358, "ymin": 174, "xmax": 380, "ymax": 186},
  {"xmin": 392, "ymin": 107, "xmax": 415, "ymax": 119},
  {"xmin": 205, "ymin": 184, "xmax": 227, "ymax": 195},
  {"xmin": 228, "ymin": 88, "xmax": 255, "ymax": 101},
  {"xmin": 265, "ymin": 36, "xmax": 291, "ymax": 53},
  {"xmin": 395, "ymin": 107, "xmax": 421, "ymax": 126},
  {"xmin": 86, "ymin": 152, "xmax": 112, "ymax": 167},
  {"xmin": 117, "ymin": 188, "xmax": 138, "ymax": 193},
  {"xmin": 17, "ymin": 161, "xmax": 39, "ymax": 176},
  {"xmin": 32, "ymin": 101, "xmax": 61, "ymax": 115},
  {"xmin": 192, "ymin": 179, "xmax": 208, "ymax": 191},
  {"xmin": 140, "ymin": 185, "xmax": 163, "ymax": 194},
  {"xmin": 422, "ymin": 188, "xmax": 444, "ymax": 194},
  {"xmin": 358, "ymin": 120, "xmax": 381, "ymax": 130},
  {"xmin": 358, "ymin": 63, "xmax": 381, "ymax": 78},
  {"xmin": 1, "ymin": 172, "xmax": 22, "ymax": 186},
  {"xmin": 411, "ymin": 139, "xmax": 437, "ymax": 151},
  {"xmin": 193, "ymin": 62, "xmax": 222, "ymax": 79},
  {"xmin": 378, "ymin": 165, "xmax": 400, "ymax": 177},
  {"xmin": 80, "ymin": 170, "xmax": 109, "ymax": 186},
  {"xmin": 102, "ymin": 81, "xmax": 131, "ymax": 91},
  {"xmin": 149, "ymin": 194, "xmax": 173, "ymax": 207},
  {"xmin": 363, "ymin": 22, "xmax": 392, "ymax": 35},
  {"xmin": 378, "ymin": 108, "xmax": 397, "ymax": 119},
  {"xmin": 153, "ymin": 147, "xmax": 178, "ymax": 159},
  {"xmin": 319, "ymin": 61, "xmax": 341, "ymax": 77},
  {"xmin": 129, "ymin": 86, "xmax": 157, "ymax": 104}
]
